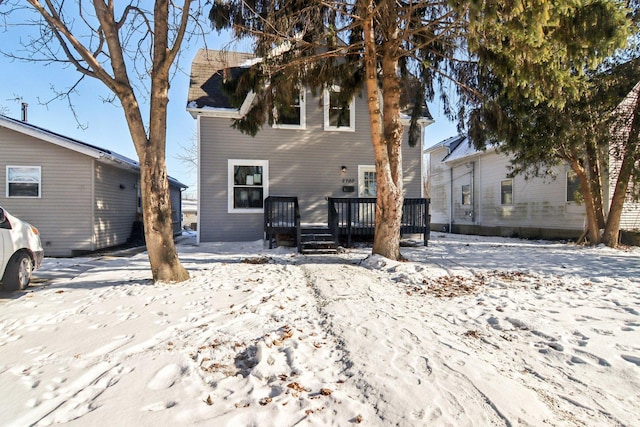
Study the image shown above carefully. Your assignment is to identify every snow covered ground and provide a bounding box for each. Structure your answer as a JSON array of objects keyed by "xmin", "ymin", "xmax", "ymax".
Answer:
[{"xmin": 0, "ymin": 233, "xmax": 639, "ymax": 426}]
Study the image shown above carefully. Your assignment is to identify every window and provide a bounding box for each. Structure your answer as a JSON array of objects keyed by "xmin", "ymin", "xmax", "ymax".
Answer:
[
  {"xmin": 358, "ymin": 165, "xmax": 377, "ymax": 197},
  {"xmin": 228, "ymin": 160, "xmax": 268, "ymax": 213},
  {"xmin": 500, "ymin": 179, "xmax": 513, "ymax": 205},
  {"xmin": 566, "ymin": 170, "xmax": 580, "ymax": 202},
  {"xmin": 6, "ymin": 166, "xmax": 41, "ymax": 198},
  {"xmin": 272, "ymin": 89, "xmax": 305, "ymax": 129},
  {"xmin": 324, "ymin": 86, "xmax": 355, "ymax": 131},
  {"xmin": 461, "ymin": 184, "xmax": 471, "ymax": 205}
]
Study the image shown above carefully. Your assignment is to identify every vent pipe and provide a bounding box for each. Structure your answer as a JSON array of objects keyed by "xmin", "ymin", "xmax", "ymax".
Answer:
[{"xmin": 21, "ymin": 102, "xmax": 28, "ymax": 122}]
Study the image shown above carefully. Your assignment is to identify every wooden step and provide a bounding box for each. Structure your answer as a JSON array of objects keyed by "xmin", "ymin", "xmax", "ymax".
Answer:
[{"xmin": 298, "ymin": 226, "xmax": 338, "ymax": 254}]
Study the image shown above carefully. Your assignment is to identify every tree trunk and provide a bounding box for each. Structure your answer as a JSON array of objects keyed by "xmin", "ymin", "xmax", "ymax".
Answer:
[
  {"xmin": 602, "ymin": 88, "xmax": 640, "ymax": 247},
  {"xmin": 570, "ymin": 158, "xmax": 601, "ymax": 245},
  {"xmin": 362, "ymin": 2, "xmax": 404, "ymax": 260},
  {"xmin": 134, "ymin": 0, "xmax": 189, "ymax": 282},
  {"xmin": 584, "ymin": 131, "xmax": 606, "ymax": 228}
]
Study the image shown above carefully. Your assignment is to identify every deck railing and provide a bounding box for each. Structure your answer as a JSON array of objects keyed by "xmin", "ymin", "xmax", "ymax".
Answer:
[
  {"xmin": 264, "ymin": 196, "xmax": 301, "ymax": 249},
  {"xmin": 328, "ymin": 197, "xmax": 430, "ymax": 247}
]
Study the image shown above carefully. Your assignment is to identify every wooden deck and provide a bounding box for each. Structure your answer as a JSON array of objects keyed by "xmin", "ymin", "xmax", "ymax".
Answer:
[{"xmin": 264, "ymin": 196, "xmax": 430, "ymax": 253}]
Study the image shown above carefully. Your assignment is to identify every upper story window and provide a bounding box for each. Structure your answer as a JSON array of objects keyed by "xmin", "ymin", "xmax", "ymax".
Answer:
[
  {"xmin": 272, "ymin": 88, "xmax": 306, "ymax": 129},
  {"xmin": 6, "ymin": 166, "xmax": 41, "ymax": 198},
  {"xmin": 566, "ymin": 170, "xmax": 580, "ymax": 202},
  {"xmin": 324, "ymin": 86, "xmax": 355, "ymax": 132},
  {"xmin": 228, "ymin": 159, "xmax": 269, "ymax": 213},
  {"xmin": 500, "ymin": 179, "xmax": 513, "ymax": 205}
]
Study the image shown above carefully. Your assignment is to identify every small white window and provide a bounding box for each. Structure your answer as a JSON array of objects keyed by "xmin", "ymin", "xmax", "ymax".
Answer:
[
  {"xmin": 228, "ymin": 159, "xmax": 269, "ymax": 213},
  {"xmin": 272, "ymin": 89, "xmax": 306, "ymax": 129},
  {"xmin": 566, "ymin": 170, "xmax": 581, "ymax": 202},
  {"xmin": 358, "ymin": 165, "xmax": 377, "ymax": 197},
  {"xmin": 324, "ymin": 86, "xmax": 355, "ymax": 132},
  {"xmin": 500, "ymin": 179, "xmax": 513, "ymax": 205},
  {"xmin": 6, "ymin": 166, "xmax": 41, "ymax": 198},
  {"xmin": 461, "ymin": 184, "xmax": 471, "ymax": 205}
]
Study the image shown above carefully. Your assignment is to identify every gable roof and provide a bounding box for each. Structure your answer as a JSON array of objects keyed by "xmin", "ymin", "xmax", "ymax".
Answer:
[
  {"xmin": 187, "ymin": 49, "xmax": 257, "ymax": 118},
  {"xmin": 0, "ymin": 114, "xmax": 187, "ymax": 189},
  {"xmin": 426, "ymin": 134, "xmax": 490, "ymax": 163},
  {"xmin": 187, "ymin": 49, "xmax": 433, "ymax": 123}
]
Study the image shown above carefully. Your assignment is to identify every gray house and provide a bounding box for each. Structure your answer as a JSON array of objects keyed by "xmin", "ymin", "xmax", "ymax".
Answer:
[
  {"xmin": 0, "ymin": 114, "xmax": 187, "ymax": 256},
  {"xmin": 187, "ymin": 49, "xmax": 433, "ymax": 244}
]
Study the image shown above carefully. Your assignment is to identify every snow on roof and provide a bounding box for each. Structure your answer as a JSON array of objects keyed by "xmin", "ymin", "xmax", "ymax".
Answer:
[{"xmin": 443, "ymin": 136, "xmax": 481, "ymax": 163}]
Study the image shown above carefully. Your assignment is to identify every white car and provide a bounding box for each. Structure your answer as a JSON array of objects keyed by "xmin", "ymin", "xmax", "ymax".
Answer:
[{"xmin": 0, "ymin": 206, "xmax": 44, "ymax": 291}]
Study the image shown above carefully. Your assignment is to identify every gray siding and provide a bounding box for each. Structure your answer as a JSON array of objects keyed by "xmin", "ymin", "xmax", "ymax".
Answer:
[
  {"xmin": 170, "ymin": 184, "xmax": 183, "ymax": 235},
  {"xmin": 198, "ymin": 89, "xmax": 423, "ymax": 242},
  {"xmin": 93, "ymin": 162, "xmax": 139, "ymax": 250},
  {"xmin": 0, "ymin": 126, "xmax": 94, "ymax": 256}
]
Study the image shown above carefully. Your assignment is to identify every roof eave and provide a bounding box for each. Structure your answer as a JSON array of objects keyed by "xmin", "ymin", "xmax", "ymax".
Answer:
[
  {"xmin": 188, "ymin": 91, "xmax": 256, "ymax": 119},
  {"xmin": 0, "ymin": 116, "xmax": 102, "ymax": 159}
]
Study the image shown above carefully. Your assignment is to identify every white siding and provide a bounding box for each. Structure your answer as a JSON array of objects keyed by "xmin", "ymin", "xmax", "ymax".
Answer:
[
  {"xmin": 198, "ymin": 89, "xmax": 424, "ymax": 242},
  {"xmin": 427, "ymin": 146, "xmax": 586, "ymax": 237},
  {"xmin": 425, "ymin": 146, "xmax": 451, "ymax": 226}
]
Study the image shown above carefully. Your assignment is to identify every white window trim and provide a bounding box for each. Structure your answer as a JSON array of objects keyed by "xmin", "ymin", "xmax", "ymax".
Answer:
[
  {"xmin": 500, "ymin": 178, "xmax": 514, "ymax": 206},
  {"xmin": 228, "ymin": 159, "xmax": 269, "ymax": 214},
  {"xmin": 358, "ymin": 165, "xmax": 376, "ymax": 197},
  {"xmin": 272, "ymin": 90, "xmax": 306, "ymax": 130},
  {"xmin": 6, "ymin": 165, "xmax": 42, "ymax": 198},
  {"xmin": 323, "ymin": 86, "xmax": 355, "ymax": 132}
]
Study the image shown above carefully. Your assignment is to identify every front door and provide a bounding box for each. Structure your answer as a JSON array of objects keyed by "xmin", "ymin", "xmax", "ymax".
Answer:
[{"xmin": 358, "ymin": 165, "xmax": 377, "ymax": 197}]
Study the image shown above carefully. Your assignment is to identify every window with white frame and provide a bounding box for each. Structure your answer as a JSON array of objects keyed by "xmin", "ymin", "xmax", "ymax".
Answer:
[
  {"xmin": 228, "ymin": 159, "xmax": 268, "ymax": 213},
  {"xmin": 461, "ymin": 184, "xmax": 471, "ymax": 205},
  {"xmin": 500, "ymin": 179, "xmax": 513, "ymax": 205},
  {"xmin": 272, "ymin": 88, "xmax": 305, "ymax": 129},
  {"xmin": 358, "ymin": 165, "xmax": 377, "ymax": 197},
  {"xmin": 324, "ymin": 86, "xmax": 355, "ymax": 131},
  {"xmin": 566, "ymin": 170, "xmax": 580, "ymax": 202},
  {"xmin": 6, "ymin": 166, "xmax": 41, "ymax": 198}
]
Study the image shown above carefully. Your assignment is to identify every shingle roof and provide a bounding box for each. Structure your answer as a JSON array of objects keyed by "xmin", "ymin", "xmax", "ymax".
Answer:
[
  {"xmin": 188, "ymin": 49, "xmax": 433, "ymax": 122},
  {"xmin": 187, "ymin": 49, "xmax": 256, "ymax": 110}
]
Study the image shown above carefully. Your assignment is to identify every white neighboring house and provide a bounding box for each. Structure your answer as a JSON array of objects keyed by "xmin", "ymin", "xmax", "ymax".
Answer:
[
  {"xmin": 182, "ymin": 198, "xmax": 198, "ymax": 230},
  {"xmin": 424, "ymin": 135, "xmax": 640, "ymax": 242},
  {"xmin": 425, "ymin": 135, "xmax": 585, "ymax": 239}
]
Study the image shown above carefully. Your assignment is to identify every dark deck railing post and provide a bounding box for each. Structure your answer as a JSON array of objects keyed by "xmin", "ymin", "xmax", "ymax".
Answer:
[{"xmin": 264, "ymin": 196, "xmax": 300, "ymax": 249}]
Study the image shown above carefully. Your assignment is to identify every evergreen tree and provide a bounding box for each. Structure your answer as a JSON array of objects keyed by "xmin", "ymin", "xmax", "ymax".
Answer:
[
  {"xmin": 209, "ymin": 0, "xmax": 629, "ymax": 259},
  {"xmin": 468, "ymin": 2, "xmax": 637, "ymax": 247}
]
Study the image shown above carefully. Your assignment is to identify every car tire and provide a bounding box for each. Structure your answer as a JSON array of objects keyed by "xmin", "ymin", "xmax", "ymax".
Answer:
[{"xmin": 2, "ymin": 252, "xmax": 32, "ymax": 291}]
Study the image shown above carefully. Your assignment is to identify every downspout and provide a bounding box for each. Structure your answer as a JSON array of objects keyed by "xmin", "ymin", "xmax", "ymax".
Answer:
[
  {"xmin": 196, "ymin": 114, "xmax": 202, "ymax": 245},
  {"xmin": 470, "ymin": 161, "xmax": 475, "ymax": 222},
  {"xmin": 449, "ymin": 166, "xmax": 453, "ymax": 233}
]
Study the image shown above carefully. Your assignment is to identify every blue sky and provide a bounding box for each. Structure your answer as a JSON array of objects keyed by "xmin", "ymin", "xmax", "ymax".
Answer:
[{"xmin": 0, "ymin": 14, "xmax": 458, "ymax": 199}]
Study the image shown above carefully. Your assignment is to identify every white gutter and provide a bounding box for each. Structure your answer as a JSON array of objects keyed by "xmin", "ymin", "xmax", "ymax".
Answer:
[{"xmin": 187, "ymin": 92, "xmax": 257, "ymax": 119}]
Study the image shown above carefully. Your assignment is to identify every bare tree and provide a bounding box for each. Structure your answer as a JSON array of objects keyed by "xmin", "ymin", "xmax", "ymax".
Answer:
[{"xmin": 0, "ymin": 1, "xmax": 208, "ymax": 281}]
